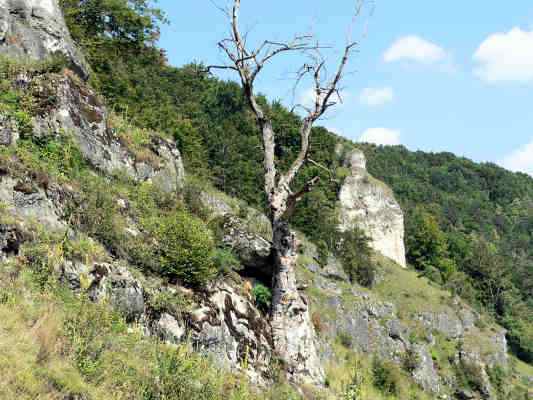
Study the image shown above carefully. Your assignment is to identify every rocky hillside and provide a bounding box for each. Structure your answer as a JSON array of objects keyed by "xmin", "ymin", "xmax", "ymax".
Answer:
[{"xmin": 0, "ymin": 1, "xmax": 531, "ymax": 400}]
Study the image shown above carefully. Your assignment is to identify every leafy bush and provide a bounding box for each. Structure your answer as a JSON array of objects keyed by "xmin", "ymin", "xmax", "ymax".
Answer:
[
  {"xmin": 213, "ymin": 248, "xmax": 241, "ymax": 275},
  {"xmin": 145, "ymin": 209, "xmax": 216, "ymax": 287},
  {"xmin": 372, "ymin": 358, "xmax": 402, "ymax": 396},
  {"xmin": 75, "ymin": 176, "xmax": 128, "ymax": 257},
  {"xmin": 337, "ymin": 228, "xmax": 376, "ymax": 287},
  {"xmin": 147, "ymin": 290, "xmax": 189, "ymax": 318},
  {"xmin": 342, "ymin": 358, "xmax": 365, "ymax": 400},
  {"xmin": 252, "ymin": 283, "xmax": 272, "ymax": 313},
  {"xmin": 337, "ymin": 331, "xmax": 353, "ymax": 349}
]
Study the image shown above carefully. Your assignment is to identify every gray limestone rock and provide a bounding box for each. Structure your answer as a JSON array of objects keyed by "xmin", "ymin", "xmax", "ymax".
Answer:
[
  {"xmin": 0, "ymin": 0, "xmax": 90, "ymax": 80},
  {"xmin": 222, "ymin": 215, "xmax": 272, "ymax": 272},
  {"xmin": 154, "ymin": 313, "xmax": 186, "ymax": 343},
  {"xmin": 189, "ymin": 282, "xmax": 273, "ymax": 385},
  {"xmin": 0, "ymin": 177, "xmax": 65, "ymax": 229},
  {"xmin": 28, "ymin": 73, "xmax": 185, "ymax": 193},
  {"xmin": 338, "ymin": 149, "xmax": 406, "ymax": 267}
]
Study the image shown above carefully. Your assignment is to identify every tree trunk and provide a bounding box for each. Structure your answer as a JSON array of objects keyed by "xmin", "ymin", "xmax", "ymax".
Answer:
[{"xmin": 270, "ymin": 220, "xmax": 324, "ymax": 384}]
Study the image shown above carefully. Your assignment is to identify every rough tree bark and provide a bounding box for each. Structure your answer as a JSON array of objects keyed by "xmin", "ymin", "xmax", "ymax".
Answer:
[{"xmin": 208, "ymin": 0, "xmax": 358, "ymax": 385}]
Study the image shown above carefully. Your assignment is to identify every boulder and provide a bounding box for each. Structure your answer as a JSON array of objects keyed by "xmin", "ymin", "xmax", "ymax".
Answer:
[
  {"xmin": 411, "ymin": 344, "xmax": 441, "ymax": 394},
  {"xmin": 61, "ymin": 261, "xmax": 145, "ymax": 322},
  {"xmin": 0, "ymin": 115, "xmax": 19, "ymax": 146},
  {"xmin": 154, "ymin": 313, "xmax": 186, "ymax": 343},
  {"xmin": 222, "ymin": 215, "xmax": 272, "ymax": 275}
]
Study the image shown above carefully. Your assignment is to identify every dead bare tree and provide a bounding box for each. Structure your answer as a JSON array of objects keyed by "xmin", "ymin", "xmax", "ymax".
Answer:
[{"xmin": 208, "ymin": 0, "xmax": 359, "ymax": 384}]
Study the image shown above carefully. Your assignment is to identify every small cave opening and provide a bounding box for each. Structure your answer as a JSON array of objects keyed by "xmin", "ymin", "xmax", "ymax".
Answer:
[{"xmin": 236, "ymin": 255, "xmax": 275, "ymax": 289}]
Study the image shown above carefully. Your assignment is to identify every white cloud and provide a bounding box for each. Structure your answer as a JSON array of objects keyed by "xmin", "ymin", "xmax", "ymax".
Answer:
[
  {"xmin": 473, "ymin": 28, "xmax": 533, "ymax": 83},
  {"xmin": 360, "ymin": 87, "xmax": 394, "ymax": 106},
  {"xmin": 358, "ymin": 128, "xmax": 401, "ymax": 146},
  {"xmin": 499, "ymin": 140, "xmax": 533, "ymax": 176},
  {"xmin": 384, "ymin": 35, "xmax": 447, "ymax": 64}
]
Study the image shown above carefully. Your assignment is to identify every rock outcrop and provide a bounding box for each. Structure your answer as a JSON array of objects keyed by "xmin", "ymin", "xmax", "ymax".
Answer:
[
  {"xmin": 189, "ymin": 281, "xmax": 273, "ymax": 385},
  {"xmin": 297, "ymin": 245, "xmax": 508, "ymax": 398},
  {"xmin": 0, "ymin": 0, "xmax": 89, "ymax": 80},
  {"xmin": 0, "ymin": 0, "xmax": 185, "ymax": 193},
  {"xmin": 27, "ymin": 72, "xmax": 185, "ymax": 193},
  {"xmin": 0, "ymin": 176, "xmax": 66, "ymax": 229},
  {"xmin": 59, "ymin": 257, "xmax": 274, "ymax": 385},
  {"xmin": 339, "ymin": 149, "xmax": 407, "ymax": 267}
]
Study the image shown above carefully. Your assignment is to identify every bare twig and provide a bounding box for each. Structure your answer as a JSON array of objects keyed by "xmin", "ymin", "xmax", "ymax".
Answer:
[{"xmin": 207, "ymin": 0, "xmax": 361, "ymax": 221}]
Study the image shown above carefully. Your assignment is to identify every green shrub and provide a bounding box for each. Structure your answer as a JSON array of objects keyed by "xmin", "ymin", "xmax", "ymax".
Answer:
[
  {"xmin": 487, "ymin": 365, "xmax": 506, "ymax": 397},
  {"xmin": 139, "ymin": 346, "xmax": 219, "ymax": 399},
  {"xmin": 146, "ymin": 209, "xmax": 216, "ymax": 287},
  {"xmin": 342, "ymin": 358, "xmax": 365, "ymax": 400},
  {"xmin": 74, "ymin": 176, "xmax": 128, "ymax": 258},
  {"xmin": 20, "ymin": 231, "xmax": 64, "ymax": 290},
  {"xmin": 147, "ymin": 290, "xmax": 189, "ymax": 318},
  {"xmin": 372, "ymin": 358, "xmax": 402, "ymax": 396},
  {"xmin": 337, "ymin": 228, "xmax": 376, "ymax": 287},
  {"xmin": 213, "ymin": 248, "xmax": 241, "ymax": 275},
  {"xmin": 252, "ymin": 283, "xmax": 272, "ymax": 313},
  {"xmin": 337, "ymin": 331, "xmax": 353, "ymax": 349},
  {"xmin": 63, "ymin": 295, "xmax": 126, "ymax": 378}
]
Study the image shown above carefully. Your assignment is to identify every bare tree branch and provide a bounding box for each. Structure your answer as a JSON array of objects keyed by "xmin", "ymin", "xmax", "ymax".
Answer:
[
  {"xmin": 208, "ymin": 0, "xmax": 360, "ymax": 221},
  {"xmin": 285, "ymin": 175, "xmax": 321, "ymax": 217}
]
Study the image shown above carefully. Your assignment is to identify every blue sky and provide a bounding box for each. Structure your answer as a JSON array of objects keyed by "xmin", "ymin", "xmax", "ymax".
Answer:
[{"xmin": 157, "ymin": 0, "xmax": 533, "ymax": 175}]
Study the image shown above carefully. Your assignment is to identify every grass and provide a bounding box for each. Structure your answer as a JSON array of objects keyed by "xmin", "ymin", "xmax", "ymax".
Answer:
[
  {"xmin": 374, "ymin": 255, "xmax": 453, "ymax": 316},
  {"xmin": 322, "ymin": 343, "xmax": 433, "ymax": 400},
  {"xmin": 0, "ymin": 247, "xmax": 301, "ymax": 400}
]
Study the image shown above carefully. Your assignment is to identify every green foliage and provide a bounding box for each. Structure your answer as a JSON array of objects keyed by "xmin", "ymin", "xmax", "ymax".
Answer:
[
  {"xmin": 174, "ymin": 118, "xmax": 209, "ymax": 177},
  {"xmin": 20, "ymin": 232, "xmax": 63, "ymax": 290},
  {"xmin": 371, "ymin": 358, "xmax": 402, "ymax": 396},
  {"xmin": 360, "ymin": 144, "xmax": 533, "ymax": 362},
  {"xmin": 487, "ymin": 365, "xmax": 507, "ymax": 398},
  {"xmin": 147, "ymin": 290, "xmax": 188, "ymax": 318},
  {"xmin": 406, "ymin": 207, "xmax": 457, "ymax": 282},
  {"xmin": 342, "ymin": 363, "xmax": 364, "ymax": 400},
  {"xmin": 17, "ymin": 135, "xmax": 88, "ymax": 181},
  {"xmin": 143, "ymin": 209, "xmax": 216, "ymax": 287},
  {"xmin": 337, "ymin": 331, "xmax": 353, "ymax": 349},
  {"xmin": 58, "ymin": 0, "xmax": 532, "ymax": 364},
  {"xmin": 213, "ymin": 248, "xmax": 241, "ymax": 275},
  {"xmin": 337, "ymin": 228, "xmax": 376, "ymax": 287},
  {"xmin": 74, "ymin": 175, "xmax": 128, "ymax": 257},
  {"xmin": 252, "ymin": 283, "xmax": 272, "ymax": 313},
  {"xmin": 0, "ymin": 243, "xmax": 272, "ymax": 400}
]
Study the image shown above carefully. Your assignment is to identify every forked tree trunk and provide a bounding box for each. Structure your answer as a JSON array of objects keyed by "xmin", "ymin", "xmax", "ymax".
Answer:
[
  {"xmin": 270, "ymin": 220, "xmax": 324, "ymax": 384},
  {"xmin": 207, "ymin": 0, "xmax": 358, "ymax": 384}
]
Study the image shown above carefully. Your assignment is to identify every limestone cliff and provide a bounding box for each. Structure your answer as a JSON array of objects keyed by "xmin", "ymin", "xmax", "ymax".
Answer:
[
  {"xmin": 0, "ymin": 0, "xmax": 89, "ymax": 79},
  {"xmin": 0, "ymin": 0, "xmax": 185, "ymax": 193},
  {"xmin": 339, "ymin": 149, "xmax": 407, "ymax": 267}
]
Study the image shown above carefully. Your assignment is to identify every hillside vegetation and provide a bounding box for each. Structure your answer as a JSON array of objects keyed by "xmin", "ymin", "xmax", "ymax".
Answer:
[
  {"xmin": 57, "ymin": 0, "xmax": 532, "ymax": 364},
  {"xmin": 0, "ymin": 1, "xmax": 531, "ymax": 399}
]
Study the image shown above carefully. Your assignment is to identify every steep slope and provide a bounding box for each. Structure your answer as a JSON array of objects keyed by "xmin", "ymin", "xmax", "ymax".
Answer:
[{"xmin": 0, "ymin": 1, "xmax": 531, "ymax": 399}]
